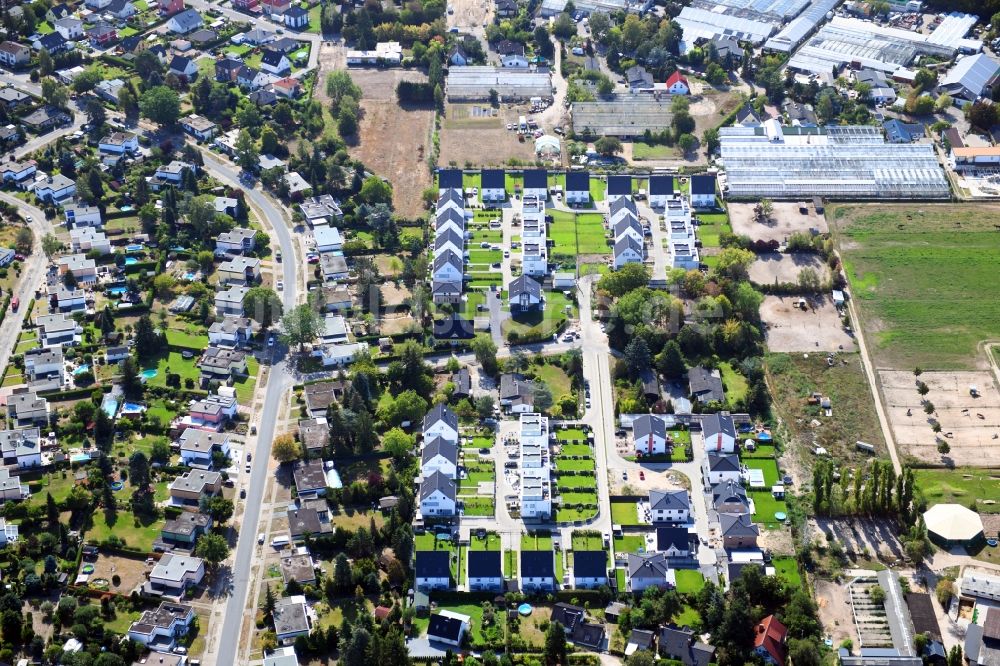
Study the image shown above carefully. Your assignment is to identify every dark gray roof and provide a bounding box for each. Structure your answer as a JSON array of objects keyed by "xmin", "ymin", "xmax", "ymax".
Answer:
[
  {"xmin": 520, "ymin": 550, "xmax": 554, "ymax": 578},
  {"xmin": 499, "ymin": 373, "xmax": 532, "ymax": 401},
  {"xmin": 481, "ymin": 169, "xmax": 505, "ymax": 189},
  {"xmin": 689, "ymin": 175, "xmax": 716, "ymax": 196},
  {"xmin": 433, "ymin": 249, "xmax": 463, "ymax": 273},
  {"xmin": 428, "ymin": 613, "xmax": 465, "ymax": 642},
  {"xmin": 435, "ymin": 228, "xmax": 464, "ymax": 251},
  {"xmin": 614, "ymin": 217, "xmax": 642, "ymax": 238},
  {"xmin": 468, "ymin": 550, "xmax": 501, "ymax": 579},
  {"xmin": 614, "ymin": 235, "xmax": 642, "ymax": 256},
  {"xmin": 523, "ymin": 169, "xmax": 547, "ymax": 189},
  {"xmin": 433, "ymin": 314, "xmax": 474, "ymax": 340},
  {"xmin": 656, "ymin": 527, "xmax": 692, "ymax": 552},
  {"xmin": 415, "ymin": 550, "xmax": 451, "ymax": 578},
  {"xmin": 437, "ymin": 187, "xmax": 464, "ymax": 208},
  {"xmin": 633, "ymin": 414, "xmax": 666, "ymax": 440},
  {"xmin": 649, "ymin": 489, "xmax": 689, "ymax": 512},
  {"xmin": 419, "ymin": 470, "xmax": 456, "ymax": 502},
  {"xmin": 712, "ymin": 479, "xmax": 748, "ymax": 511},
  {"xmin": 649, "ymin": 174, "xmax": 675, "ymax": 195},
  {"xmin": 701, "ymin": 413, "xmax": 736, "ymax": 439},
  {"xmin": 273, "ymin": 597, "xmax": 309, "ymax": 636},
  {"xmin": 285, "ymin": 5, "xmax": 308, "ymax": 17},
  {"xmin": 169, "ymin": 55, "xmax": 192, "ymax": 72},
  {"xmin": 261, "ymin": 50, "xmax": 286, "ymax": 67},
  {"xmin": 707, "ymin": 452, "xmax": 740, "ymax": 473},
  {"xmin": 659, "ymin": 626, "xmax": 715, "ymax": 666},
  {"xmin": 424, "ymin": 403, "xmax": 458, "ymax": 432},
  {"xmin": 432, "ymin": 280, "xmax": 462, "ymax": 296},
  {"xmin": 510, "ymin": 274, "xmax": 541, "ymax": 299},
  {"xmin": 453, "ymin": 367, "xmax": 471, "ymax": 396},
  {"xmin": 607, "ymin": 175, "xmax": 632, "ymax": 195},
  {"xmin": 627, "ymin": 552, "xmax": 670, "ymax": 578},
  {"xmin": 719, "ymin": 512, "xmax": 759, "ymax": 537},
  {"xmin": 609, "ymin": 196, "xmax": 638, "ymax": 217},
  {"xmin": 630, "ymin": 629, "xmax": 656, "ymax": 651},
  {"xmin": 422, "ymin": 437, "xmax": 458, "ymax": 466},
  {"xmin": 565, "ymin": 170, "xmax": 589, "ymax": 192},
  {"xmin": 438, "ymin": 168, "xmax": 463, "ymax": 189},
  {"xmin": 573, "ymin": 551, "xmax": 607, "ymax": 579},
  {"xmin": 436, "ymin": 206, "xmax": 465, "ymax": 231},
  {"xmin": 689, "ymin": 366, "xmax": 724, "ymax": 403}
]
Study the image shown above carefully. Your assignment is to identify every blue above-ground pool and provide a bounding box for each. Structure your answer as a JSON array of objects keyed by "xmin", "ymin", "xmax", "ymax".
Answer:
[
  {"xmin": 125, "ymin": 244, "xmax": 143, "ymax": 253},
  {"xmin": 775, "ymin": 511, "xmax": 787, "ymax": 521},
  {"xmin": 141, "ymin": 369, "xmax": 158, "ymax": 380},
  {"xmin": 757, "ymin": 432, "xmax": 773, "ymax": 441},
  {"xmin": 124, "ymin": 257, "xmax": 138, "ymax": 265},
  {"xmin": 110, "ymin": 481, "xmax": 124, "ymax": 491},
  {"xmin": 518, "ymin": 604, "xmax": 533, "ymax": 616}
]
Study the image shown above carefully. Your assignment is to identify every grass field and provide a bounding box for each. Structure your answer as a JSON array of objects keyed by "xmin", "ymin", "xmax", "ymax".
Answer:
[
  {"xmin": 571, "ymin": 532, "xmax": 604, "ymax": 550},
  {"xmin": 719, "ymin": 362, "xmax": 748, "ymax": 407},
  {"xmin": 696, "ymin": 212, "xmax": 731, "ymax": 248},
  {"xmin": 773, "ymin": 556, "xmax": 802, "ymax": 586},
  {"xmin": 833, "ymin": 204, "xmax": 1000, "ymax": 369},
  {"xmin": 614, "ymin": 535, "xmax": 647, "ymax": 554},
  {"xmin": 743, "ymin": 458, "xmax": 780, "ymax": 486},
  {"xmin": 913, "ymin": 468, "xmax": 1000, "ymax": 512},
  {"xmin": 556, "ymin": 457, "xmax": 595, "ymax": 472},
  {"xmin": 750, "ymin": 491, "xmax": 788, "ymax": 529},
  {"xmin": 576, "ymin": 214, "xmax": 608, "ymax": 254},
  {"xmin": 521, "ymin": 533, "xmax": 553, "ymax": 550},
  {"xmin": 610, "ymin": 499, "xmax": 641, "ymax": 526},
  {"xmin": 675, "ymin": 569, "xmax": 705, "ymax": 594},
  {"xmin": 557, "ymin": 428, "xmax": 587, "ymax": 441},
  {"xmin": 589, "ymin": 177, "xmax": 606, "ymax": 202},
  {"xmin": 674, "ymin": 605, "xmax": 701, "ymax": 627},
  {"xmin": 85, "ymin": 511, "xmax": 163, "ymax": 552},
  {"xmin": 470, "ymin": 533, "xmax": 502, "ymax": 550},
  {"xmin": 533, "ymin": 363, "xmax": 573, "ymax": 401},
  {"xmin": 548, "ymin": 211, "xmax": 609, "ymax": 259},
  {"xmin": 765, "ymin": 353, "xmax": 885, "ymax": 462},
  {"xmin": 632, "ymin": 143, "xmax": 676, "ymax": 160}
]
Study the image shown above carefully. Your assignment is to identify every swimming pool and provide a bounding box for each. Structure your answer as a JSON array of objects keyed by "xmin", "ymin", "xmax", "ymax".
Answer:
[
  {"xmin": 121, "ymin": 402, "xmax": 145, "ymax": 415},
  {"xmin": 119, "ymin": 205, "xmax": 133, "ymax": 212},
  {"xmin": 141, "ymin": 369, "xmax": 158, "ymax": 380},
  {"xmin": 70, "ymin": 453, "xmax": 91, "ymax": 464},
  {"xmin": 73, "ymin": 364, "xmax": 90, "ymax": 375},
  {"xmin": 757, "ymin": 432, "xmax": 773, "ymax": 441},
  {"xmin": 101, "ymin": 397, "xmax": 118, "ymax": 418},
  {"xmin": 124, "ymin": 257, "xmax": 138, "ymax": 265},
  {"xmin": 125, "ymin": 244, "xmax": 143, "ymax": 253},
  {"xmin": 183, "ymin": 272, "xmax": 197, "ymax": 281},
  {"xmin": 107, "ymin": 286, "xmax": 127, "ymax": 295}
]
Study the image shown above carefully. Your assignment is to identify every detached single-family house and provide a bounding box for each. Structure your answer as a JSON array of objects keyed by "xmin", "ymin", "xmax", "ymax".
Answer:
[
  {"xmin": 64, "ymin": 202, "xmax": 102, "ymax": 227},
  {"xmin": 25, "ymin": 348, "xmax": 65, "ymax": 382},
  {"xmin": 146, "ymin": 554, "xmax": 205, "ymax": 597},
  {"xmin": 665, "ymin": 71, "xmax": 690, "ymax": 95},
  {"xmin": 720, "ymin": 512, "xmax": 759, "ymax": 549},
  {"xmin": 37, "ymin": 312, "xmax": 83, "ymax": 345},
  {"xmin": 283, "ymin": 4, "xmax": 308, "ymax": 28},
  {"xmin": 53, "ymin": 17, "xmax": 84, "ymax": 41},
  {"xmin": 656, "ymin": 527, "xmax": 695, "ymax": 558},
  {"xmin": 169, "ymin": 470, "xmax": 222, "ymax": 507},
  {"xmin": 87, "ymin": 22, "xmax": 118, "ymax": 47},
  {"xmin": 157, "ymin": 0, "xmax": 184, "ymax": 14},
  {"xmin": 179, "ymin": 393, "xmax": 239, "ymax": 431},
  {"xmin": 423, "ymin": 403, "xmax": 459, "ymax": 443},
  {"xmin": 633, "ymin": 414, "xmax": 667, "ymax": 456},
  {"xmin": 607, "ymin": 175, "xmax": 632, "ymax": 202},
  {"xmin": 272, "ymin": 76, "xmax": 301, "ymax": 98},
  {"xmin": 151, "ymin": 160, "xmax": 193, "ymax": 189},
  {"xmin": 273, "ymin": 596, "xmax": 311, "ymax": 645},
  {"xmin": 299, "ymin": 195, "xmax": 343, "ymax": 226},
  {"xmin": 689, "ymin": 175, "xmax": 716, "ymax": 208},
  {"xmin": 167, "ymin": 9, "xmax": 204, "ymax": 34},
  {"xmin": 627, "ymin": 552, "xmax": 673, "ymax": 592},
  {"xmin": 650, "ymin": 489, "xmax": 690, "ymax": 524},
  {"xmin": 215, "ymin": 285, "xmax": 249, "ymax": 316},
  {"xmin": 659, "ymin": 626, "xmax": 716, "ymax": 666},
  {"xmin": 313, "ymin": 226, "xmax": 343, "ymax": 253},
  {"xmin": 197, "ymin": 347, "xmax": 248, "ymax": 386},
  {"xmin": 215, "ymin": 227, "xmax": 256, "ymax": 255},
  {"xmin": 499, "ymin": 373, "xmax": 535, "ymax": 413},
  {"xmin": 99, "ymin": 132, "xmax": 139, "ymax": 155},
  {"xmin": 701, "ymin": 414, "xmax": 736, "ymax": 453},
  {"xmin": 480, "ymin": 169, "xmax": 506, "ymax": 202},
  {"xmin": 106, "ymin": 0, "xmax": 138, "ymax": 19},
  {"xmin": 705, "ymin": 452, "xmax": 741, "ymax": 486},
  {"xmin": 550, "ymin": 603, "xmax": 605, "ymax": 649},
  {"xmin": 215, "ymin": 57, "xmax": 243, "ymax": 83},
  {"xmin": 449, "ymin": 44, "xmax": 469, "ymax": 66},
  {"xmin": 689, "ymin": 366, "xmax": 724, "ymax": 404},
  {"xmin": 626, "ymin": 65, "xmax": 654, "ymax": 90},
  {"xmin": 467, "ymin": 551, "xmax": 503, "ymax": 591},
  {"xmin": 415, "ymin": 550, "xmax": 452, "ymax": 590},
  {"xmin": 178, "ymin": 429, "xmax": 231, "ymax": 467},
  {"xmin": 292, "ymin": 459, "xmax": 329, "ymax": 497},
  {"xmin": 520, "ymin": 550, "xmax": 555, "ymax": 591},
  {"xmin": 427, "ymin": 612, "xmax": 470, "ymax": 648},
  {"xmin": 509, "ymin": 274, "xmax": 542, "ymax": 311},
  {"xmin": 497, "ymin": 40, "xmax": 527, "ymax": 68},
  {"xmin": 217, "ymin": 256, "xmax": 261, "ymax": 285},
  {"xmin": 280, "ymin": 553, "xmax": 316, "ymax": 587},
  {"xmin": 0, "ymin": 42, "xmax": 31, "ymax": 68},
  {"xmin": 128, "ymin": 602, "xmax": 196, "ymax": 651},
  {"xmin": 96, "ymin": 78, "xmax": 126, "ymax": 104},
  {"xmin": 0, "ymin": 428, "xmax": 42, "ymax": 469},
  {"xmin": 260, "ymin": 49, "xmax": 291, "ymax": 75},
  {"xmin": 208, "ymin": 316, "xmax": 254, "ymax": 347},
  {"xmin": 754, "ymin": 615, "xmax": 788, "ymax": 666},
  {"xmin": 437, "ymin": 168, "xmax": 463, "ymax": 196},
  {"xmin": 160, "ymin": 512, "xmax": 212, "ymax": 548},
  {"xmin": 419, "ymin": 471, "xmax": 456, "ymax": 517},
  {"xmin": 433, "ymin": 280, "xmax": 462, "ymax": 305},
  {"xmin": 70, "ymin": 227, "xmax": 111, "ymax": 254},
  {"xmin": 522, "ymin": 169, "xmax": 547, "ymax": 199},
  {"xmin": 712, "ymin": 479, "xmax": 750, "ymax": 515},
  {"xmin": 32, "ymin": 33, "xmax": 68, "ymax": 54},
  {"xmin": 0, "ymin": 161, "xmax": 37, "ymax": 188},
  {"xmin": 572, "ymin": 551, "xmax": 608, "ymax": 589},
  {"xmin": 180, "ymin": 114, "xmax": 217, "ymax": 140},
  {"xmin": 421, "ymin": 437, "xmax": 458, "ymax": 479},
  {"xmin": 34, "ymin": 173, "xmax": 76, "ymax": 203}
]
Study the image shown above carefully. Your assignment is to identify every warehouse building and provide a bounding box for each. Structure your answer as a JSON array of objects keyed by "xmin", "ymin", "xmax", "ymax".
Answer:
[
  {"xmin": 571, "ymin": 95, "xmax": 675, "ymax": 138},
  {"xmin": 719, "ymin": 122, "xmax": 949, "ymax": 199},
  {"xmin": 763, "ymin": 0, "xmax": 841, "ymax": 53},
  {"xmin": 540, "ymin": 0, "xmax": 651, "ymax": 16},
  {"xmin": 446, "ymin": 67, "xmax": 552, "ymax": 102}
]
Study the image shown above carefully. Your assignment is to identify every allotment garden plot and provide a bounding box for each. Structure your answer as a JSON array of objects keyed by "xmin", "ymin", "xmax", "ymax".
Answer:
[{"xmin": 553, "ymin": 426, "xmax": 598, "ymax": 522}]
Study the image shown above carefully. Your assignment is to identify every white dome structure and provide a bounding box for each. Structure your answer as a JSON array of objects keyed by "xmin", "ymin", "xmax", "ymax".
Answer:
[{"xmin": 924, "ymin": 503, "xmax": 984, "ymax": 547}]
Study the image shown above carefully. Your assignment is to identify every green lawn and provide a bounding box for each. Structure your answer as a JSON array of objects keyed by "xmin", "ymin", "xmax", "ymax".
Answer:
[
  {"xmin": 632, "ymin": 143, "xmax": 676, "ymax": 160},
  {"xmin": 742, "ymin": 458, "xmax": 780, "ymax": 486},
  {"xmin": 165, "ymin": 328, "xmax": 209, "ymax": 349},
  {"xmin": 835, "ymin": 203, "xmax": 1000, "ymax": 369},
  {"xmin": 557, "ymin": 428, "xmax": 587, "ymax": 441},
  {"xmin": 234, "ymin": 357, "xmax": 259, "ymax": 404},
  {"xmin": 461, "ymin": 497, "xmax": 494, "ymax": 516},
  {"xmin": 24, "ymin": 471, "xmax": 78, "ymax": 505},
  {"xmin": 913, "ymin": 468, "xmax": 1000, "ymax": 513},
  {"xmin": 469, "ymin": 533, "xmax": 502, "ymax": 550},
  {"xmin": 750, "ymin": 491, "xmax": 788, "ymax": 529},
  {"xmin": 571, "ymin": 532, "xmax": 604, "ymax": 550},
  {"xmin": 616, "ymin": 568, "xmax": 626, "ymax": 590},
  {"xmin": 560, "ymin": 444, "xmax": 591, "ymax": 456},
  {"xmin": 521, "ymin": 533, "xmax": 553, "ymax": 551},
  {"xmin": 533, "ymin": 363, "xmax": 573, "ymax": 402},
  {"xmin": 718, "ymin": 361, "xmax": 748, "ymax": 407},
  {"xmin": 85, "ymin": 511, "xmax": 163, "ymax": 552},
  {"xmin": 196, "ymin": 57, "xmax": 215, "ymax": 80},
  {"xmin": 773, "ymin": 557, "xmax": 802, "ymax": 587},
  {"xmin": 431, "ymin": 603, "xmax": 504, "ymax": 644},
  {"xmin": 576, "ymin": 213, "xmax": 608, "ymax": 254},
  {"xmin": 307, "ymin": 3, "xmax": 321, "ymax": 32},
  {"xmin": 695, "ymin": 213, "xmax": 731, "ymax": 248},
  {"xmin": 610, "ymin": 499, "xmax": 641, "ymax": 526},
  {"xmin": 37, "ymin": 21, "xmax": 54, "ymax": 34},
  {"xmin": 675, "ymin": 569, "xmax": 705, "ymax": 594},
  {"xmin": 557, "ymin": 476, "xmax": 596, "ymax": 489},
  {"xmin": 613, "ymin": 535, "xmax": 646, "ymax": 554},
  {"xmin": 504, "ymin": 550, "xmax": 517, "ymax": 576},
  {"xmin": 589, "ymin": 177, "xmax": 605, "ymax": 202},
  {"xmin": 556, "ymin": 457, "xmax": 594, "ymax": 472},
  {"xmin": 560, "ymin": 491, "xmax": 598, "ymax": 504},
  {"xmin": 674, "ymin": 605, "xmax": 701, "ymax": 627}
]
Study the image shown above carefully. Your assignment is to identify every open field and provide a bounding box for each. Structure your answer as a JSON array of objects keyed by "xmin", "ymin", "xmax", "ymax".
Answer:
[
  {"xmin": 440, "ymin": 104, "xmax": 537, "ymax": 167},
  {"xmin": 832, "ymin": 203, "xmax": 1000, "ymax": 370},
  {"xmin": 729, "ymin": 201, "xmax": 828, "ymax": 241},
  {"xmin": 749, "ymin": 253, "xmax": 829, "ymax": 286},
  {"xmin": 766, "ymin": 353, "xmax": 886, "ymax": 463},
  {"xmin": 761, "ymin": 295, "xmax": 856, "ymax": 353},
  {"xmin": 912, "ymin": 468, "xmax": 1000, "ymax": 513},
  {"xmin": 881, "ymin": 369, "xmax": 1000, "ymax": 467}
]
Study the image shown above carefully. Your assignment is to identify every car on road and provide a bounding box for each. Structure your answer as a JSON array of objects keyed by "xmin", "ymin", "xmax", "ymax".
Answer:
[
  {"xmin": 276, "ymin": 280, "xmax": 283, "ymax": 291},
  {"xmin": 240, "ymin": 488, "xmax": 246, "ymax": 499},
  {"xmin": 639, "ymin": 471, "xmax": 645, "ymax": 480},
  {"xmin": 245, "ymin": 464, "xmax": 251, "ymax": 473},
  {"xmin": 10, "ymin": 297, "xmax": 18, "ymax": 312},
  {"xmin": 307, "ymin": 253, "xmax": 319, "ymax": 263},
  {"xmin": 258, "ymin": 533, "xmax": 265, "ymax": 544},
  {"xmin": 503, "ymin": 250, "xmax": 510, "ymax": 257},
  {"xmin": 268, "ymin": 334, "xmax": 275, "ymax": 347},
  {"xmin": 585, "ymin": 398, "xmax": 591, "ymax": 408},
  {"xmin": 247, "ymin": 453, "xmax": 252, "ymax": 462},
  {"xmin": 622, "ymin": 471, "xmax": 628, "ymax": 480},
  {"xmin": 24, "ymin": 215, "xmax": 32, "ymax": 222},
  {"xmin": 276, "ymin": 251, "xmax": 282, "ymax": 262}
]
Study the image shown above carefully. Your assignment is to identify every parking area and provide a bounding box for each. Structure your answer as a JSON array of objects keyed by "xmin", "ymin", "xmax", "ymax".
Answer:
[
  {"xmin": 880, "ymin": 369, "xmax": 1000, "ymax": 466},
  {"xmin": 729, "ymin": 201, "xmax": 829, "ymax": 242},
  {"xmin": 760, "ymin": 295, "xmax": 856, "ymax": 353},
  {"xmin": 749, "ymin": 253, "xmax": 830, "ymax": 285}
]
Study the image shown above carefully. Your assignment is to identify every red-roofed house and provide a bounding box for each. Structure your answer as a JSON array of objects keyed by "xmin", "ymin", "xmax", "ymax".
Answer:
[
  {"xmin": 753, "ymin": 615, "xmax": 787, "ymax": 666},
  {"xmin": 666, "ymin": 71, "xmax": 690, "ymax": 95},
  {"xmin": 272, "ymin": 77, "xmax": 301, "ymax": 99}
]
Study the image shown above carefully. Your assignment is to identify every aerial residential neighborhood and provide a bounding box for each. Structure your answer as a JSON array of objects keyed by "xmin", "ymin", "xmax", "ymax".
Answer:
[{"xmin": 0, "ymin": 0, "xmax": 997, "ymax": 663}]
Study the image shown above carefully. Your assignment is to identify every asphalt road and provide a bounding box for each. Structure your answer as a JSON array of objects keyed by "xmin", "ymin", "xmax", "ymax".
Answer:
[{"xmin": 196, "ymin": 152, "xmax": 299, "ymax": 666}]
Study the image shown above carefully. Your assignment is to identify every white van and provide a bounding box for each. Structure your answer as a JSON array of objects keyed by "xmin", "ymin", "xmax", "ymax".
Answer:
[{"xmin": 270, "ymin": 535, "xmax": 290, "ymax": 549}]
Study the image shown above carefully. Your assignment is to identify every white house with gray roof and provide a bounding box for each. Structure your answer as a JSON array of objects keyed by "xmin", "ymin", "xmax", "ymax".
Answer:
[
  {"xmin": 633, "ymin": 414, "xmax": 667, "ymax": 455},
  {"xmin": 0, "ymin": 428, "xmax": 42, "ymax": 468},
  {"xmin": 627, "ymin": 552, "xmax": 674, "ymax": 592},
  {"xmin": 649, "ymin": 489, "xmax": 690, "ymax": 524},
  {"xmin": 274, "ymin": 596, "xmax": 311, "ymax": 645},
  {"xmin": 421, "ymin": 437, "xmax": 458, "ymax": 479},
  {"xmin": 146, "ymin": 554, "xmax": 205, "ymax": 597},
  {"xmin": 423, "ymin": 404, "xmax": 459, "ymax": 445},
  {"xmin": 419, "ymin": 470, "xmax": 456, "ymax": 517},
  {"xmin": 702, "ymin": 414, "xmax": 737, "ymax": 453}
]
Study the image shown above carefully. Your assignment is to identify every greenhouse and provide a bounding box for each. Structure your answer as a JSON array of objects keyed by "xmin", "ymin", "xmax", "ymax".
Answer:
[{"xmin": 719, "ymin": 123, "xmax": 950, "ymax": 200}]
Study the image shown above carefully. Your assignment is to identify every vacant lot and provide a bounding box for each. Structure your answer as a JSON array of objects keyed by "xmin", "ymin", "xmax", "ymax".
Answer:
[
  {"xmin": 766, "ymin": 353, "xmax": 886, "ymax": 464},
  {"xmin": 832, "ymin": 203, "xmax": 1000, "ymax": 370},
  {"xmin": 881, "ymin": 369, "xmax": 1000, "ymax": 467},
  {"xmin": 730, "ymin": 201, "xmax": 828, "ymax": 242},
  {"xmin": 761, "ymin": 295, "xmax": 856, "ymax": 353},
  {"xmin": 913, "ymin": 467, "xmax": 1000, "ymax": 512},
  {"xmin": 439, "ymin": 104, "xmax": 537, "ymax": 167},
  {"xmin": 85, "ymin": 552, "xmax": 152, "ymax": 596},
  {"xmin": 749, "ymin": 253, "xmax": 829, "ymax": 285}
]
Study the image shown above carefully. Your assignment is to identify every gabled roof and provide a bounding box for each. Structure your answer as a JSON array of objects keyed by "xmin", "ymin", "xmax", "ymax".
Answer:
[
  {"xmin": 609, "ymin": 196, "xmax": 638, "ymax": 217},
  {"xmin": 689, "ymin": 174, "xmax": 715, "ymax": 196},
  {"xmin": 438, "ymin": 168, "xmax": 463, "ymax": 189},
  {"xmin": 168, "ymin": 8, "xmax": 202, "ymax": 31},
  {"xmin": 437, "ymin": 187, "xmax": 464, "ymax": 209},
  {"xmin": 424, "ymin": 403, "xmax": 458, "ymax": 432},
  {"xmin": 261, "ymin": 49, "xmax": 287, "ymax": 67},
  {"xmin": 719, "ymin": 512, "xmax": 759, "ymax": 538},
  {"xmin": 701, "ymin": 413, "xmax": 735, "ymax": 439},
  {"xmin": 573, "ymin": 551, "xmax": 607, "ymax": 578},
  {"xmin": 648, "ymin": 174, "xmax": 675, "ymax": 195},
  {"xmin": 666, "ymin": 71, "xmax": 689, "ymax": 88},
  {"xmin": 169, "ymin": 55, "xmax": 192, "ymax": 71},
  {"xmin": 656, "ymin": 527, "xmax": 693, "ymax": 552},
  {"xmin": 523, "ymin": 169, "xmax": 547, "ymax": 189},
  {"xmin": 607, "ymin": 175, "xmax": 632, "ymax": 196},
  {"xmin": 428, "ymin": 613, "xmax": 465, "ymax": 642},
  {"xmin": 509, "ymin": 274, "xmax": 541, "ymax": 300},
  {"xmin": 422, "ymin": 437, "xmax": 458, "ymax": 466},
  {"xmin": 627, "ymin": 552, "xmax": 670, "ymax": 579},
  {"xmin": 660, "ymin": 626, "xmax": 716, "ymax": 666},
  {"xmin": 633, "ymin": 414, "xmax": 666, "ymax": 440},
  {"xmin": 435, "ymin": 228, "xmax": 464, "ymax": 251},
  {"xmin": 467, "ymin": 550, "xmax": 501, "ymax": 579},
  {"xmin": 649, "ymin": 489, "xmax": 689, "ymax": 512},
  {"xmin": 433, "ymin": 314, "xmax": 474, "ymax": 340},
  {"xmin": 689, "ymin": 366, "xmax": 724, "ymax": 402},
  {"xmin": 754, "ymin": 615, "xmax": 787, "ymax": 666},
  {"xmin": 419, "ymin": 470, "xmax": 456, "ymax": 502},
  {"xmin": 712, "ymin": 479, "xmax": 748, "ymax": 511},
  {"xmin": 520, "ymin": 550, "xmax": 554, "ymax": 578},
  {"xmin": 37, "ymin": 33, "xmax": 67, "ymax": 50},
  {"xmin": 735, "ymin": 103, "xmax": 762, "ymax": 126},
  {"xmin": 481, "ymin": 169, "xmax": 505, "ymax": 189},
  {"xmin": 436, "ymin": 206, "xmax": 465, "ymax": 230},
  {"xmin": 941, "ymin": 53, "xmax": 1000, "ymax": 97},
  {"xmin": 565, "ymin": 170, "xmax": 589, "ymax": 192},
  {"xmin": 614, "ymin": 235, "xmax": 643, "ymax": 256},
  {"xmin": 415, "ymin": 550, "xmax": 451, "ymax": 578},
  {"xmin": 433, "ymin": 249, "xmax": 463, "ymax": 273},
  {"xmin": 285, "ymin": 4, "xmax": 308, "ymax": 17}
]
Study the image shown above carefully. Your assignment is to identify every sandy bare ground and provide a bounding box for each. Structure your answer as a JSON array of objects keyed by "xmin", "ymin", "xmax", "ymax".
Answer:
[
  {"xmin": 815, "ymin": 517, "xmax": 906, "ymax": 562},
  {"xmin": 447, "ymin": 0, "xmax": 492, "ymax": 34},
  {"xmin": 816, "ymin": 578, "xmax": 860, "ymax": 646},
  {"xmin": 749, "ymin": 252, "xmax": 829, "ymax": 285},
  {"xmin": 880, "ymin": 369, "xmax": 1000, "ymax": 467},
  {"xmin": 761, "ymin": 295, "xmax": 857, "ymax": 353},
  {"xmin": 729, "ymin": 201, "xmax": 829, "ymax": 242},
  {"xmin": 439, "ymin": 103, "xmax": 538, "ymax": 167}
]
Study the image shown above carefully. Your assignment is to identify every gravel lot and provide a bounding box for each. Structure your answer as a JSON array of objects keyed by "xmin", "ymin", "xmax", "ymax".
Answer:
[
  {"xmin": 761, "ymin": 295, "xmax": 856, "ymax": 353},
  {"xmin": 749, "ymin": 252, "xmax": 829, "ymax": 285},
  {"xmin": 729, "ymin": 201, "xmax": 829, "ymax": 242}
]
